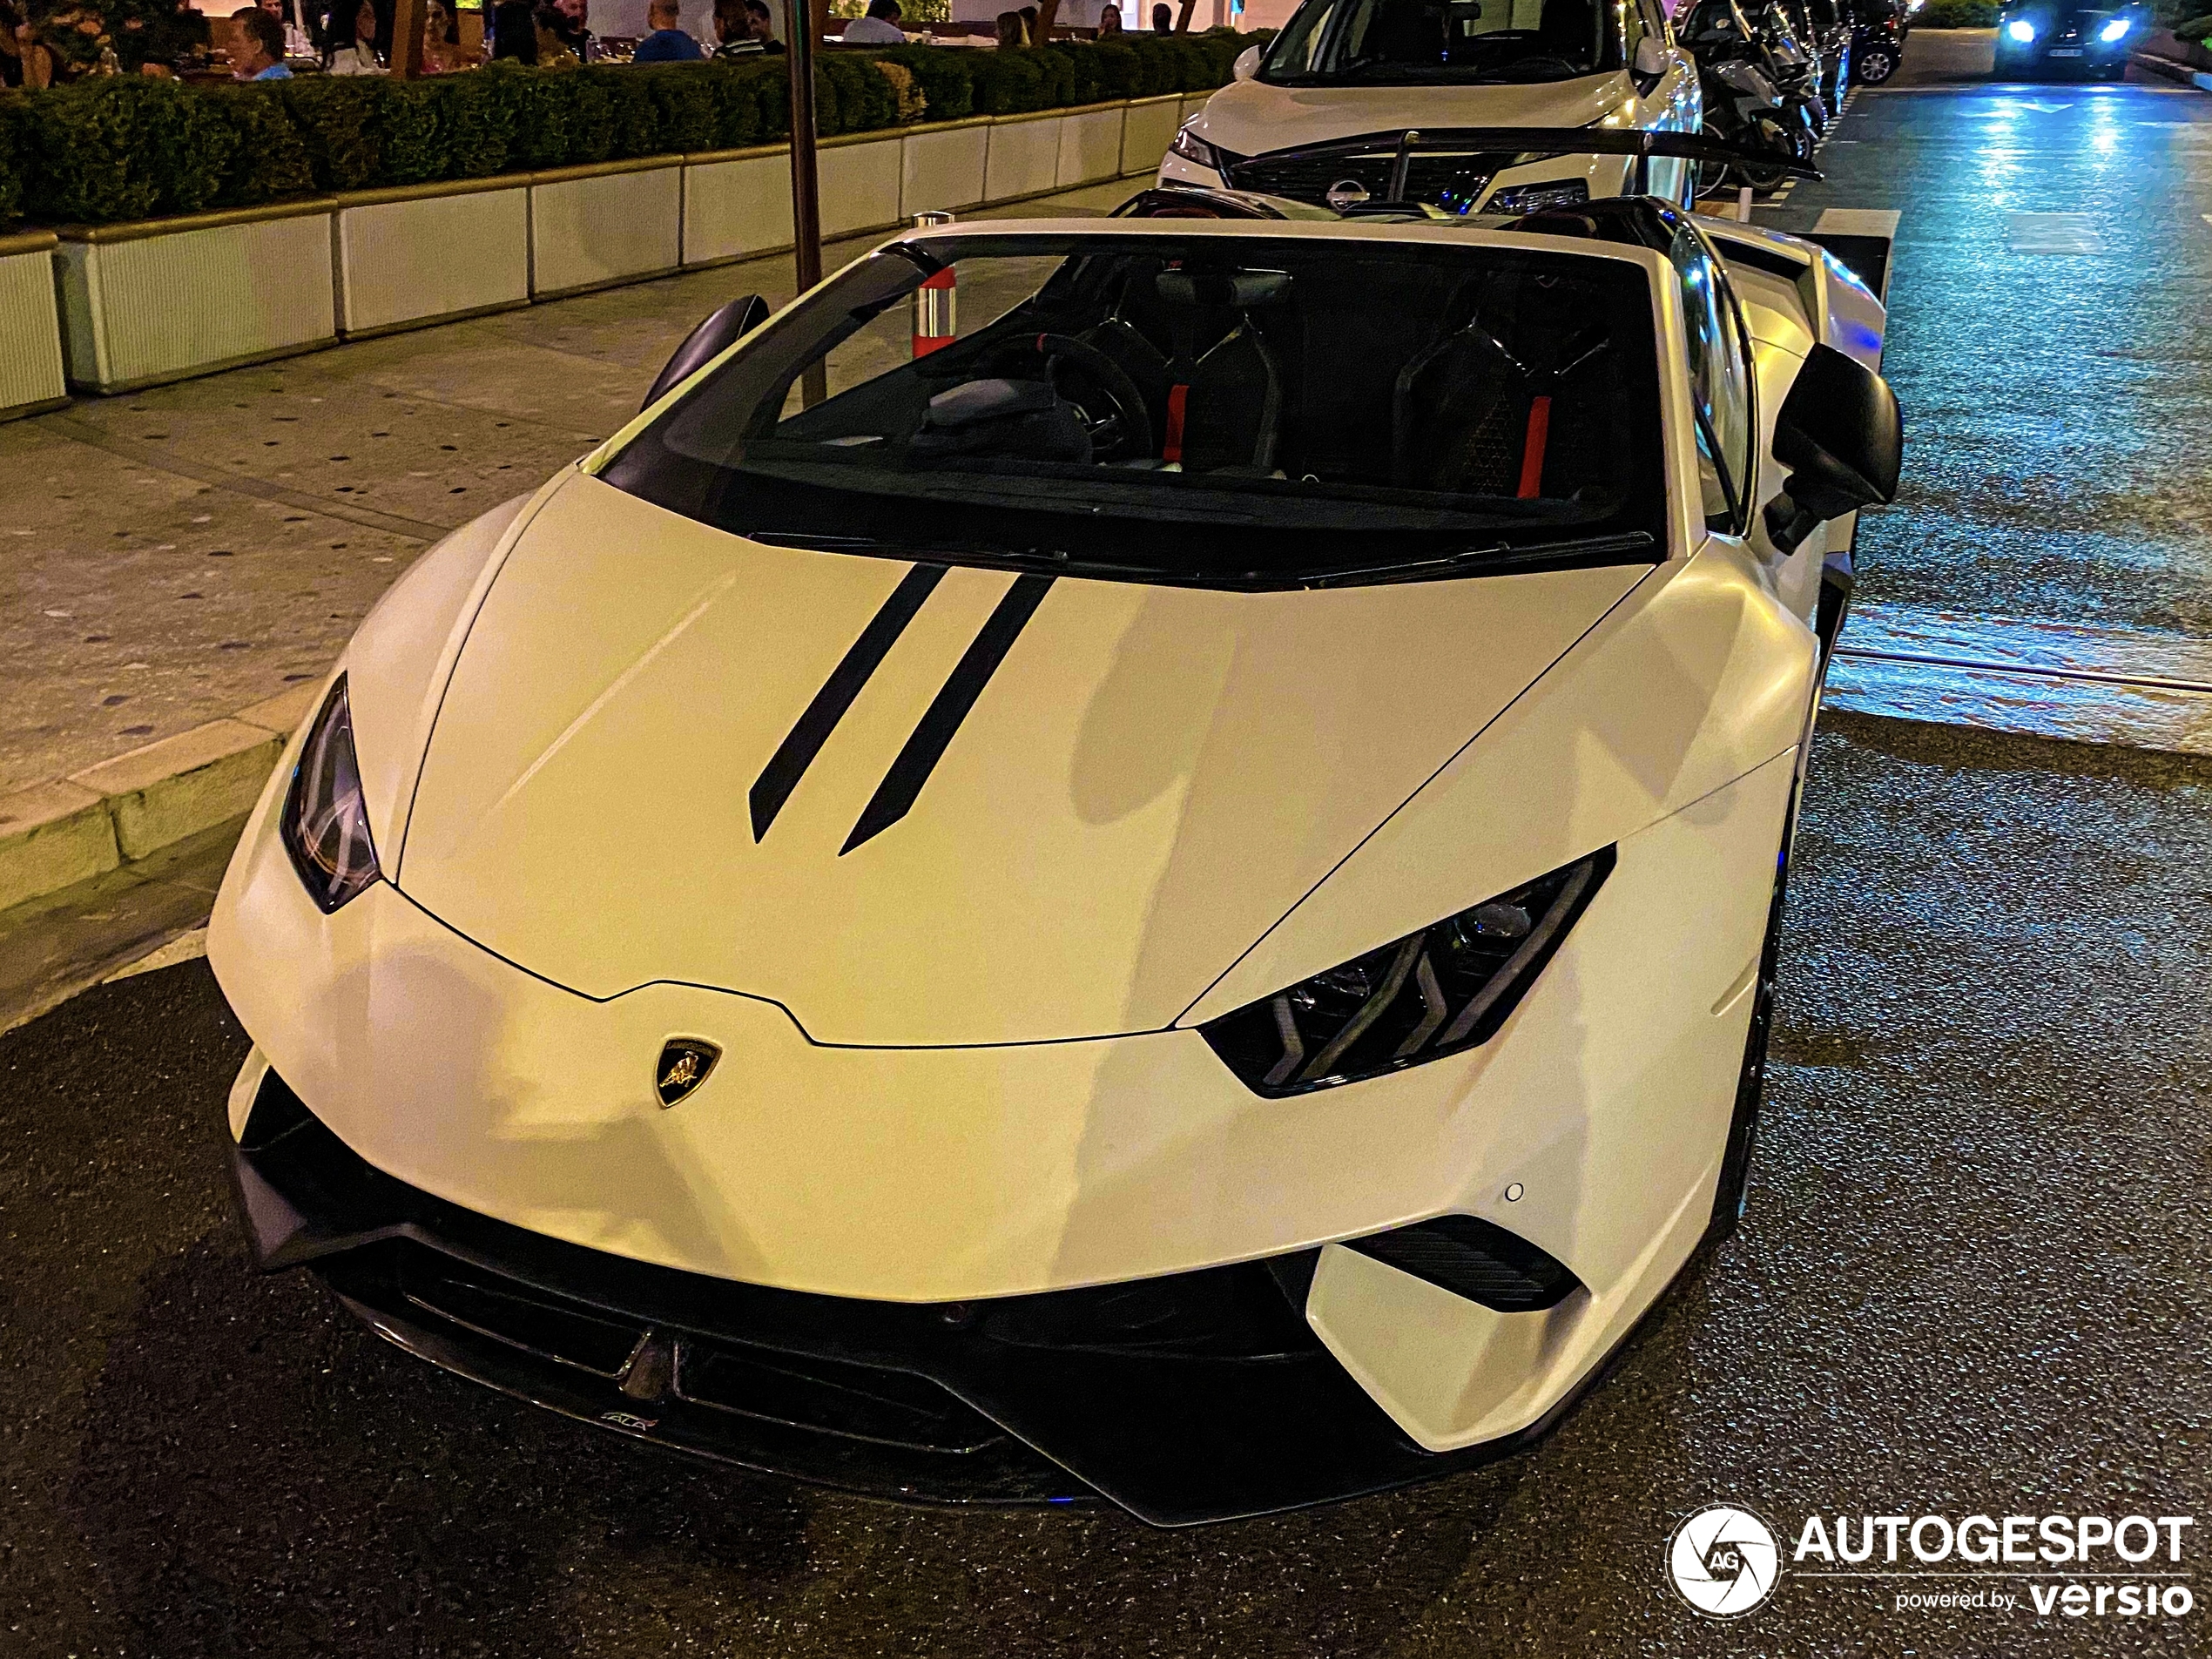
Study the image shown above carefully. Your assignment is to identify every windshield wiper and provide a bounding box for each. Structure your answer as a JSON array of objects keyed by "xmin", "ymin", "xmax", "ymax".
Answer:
[
  {"xmin": 1289, "ymin": 530, "xmax": 1658, "ymax": 589},
  {"xmin": 743, "ymin": 530, "xmax": 1161, "ymax": 578}
]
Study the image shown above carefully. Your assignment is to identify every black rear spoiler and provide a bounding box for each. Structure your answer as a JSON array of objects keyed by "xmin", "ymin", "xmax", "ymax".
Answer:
[{"xmin": 1226, "ymin": 126, "xmax": 1823, "ymax": 198}]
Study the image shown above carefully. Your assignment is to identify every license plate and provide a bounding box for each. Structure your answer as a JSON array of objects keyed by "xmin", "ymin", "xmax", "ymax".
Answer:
[{"xmin": 2049, "ymin": 46, "xmax": 2082, "ymax": 55}]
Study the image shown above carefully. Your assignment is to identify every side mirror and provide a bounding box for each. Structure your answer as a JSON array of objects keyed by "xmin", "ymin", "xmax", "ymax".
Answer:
[
  {"xmin": 643, "ymin": 293, "xmax": 771, "ymax": 410},
  {"xmin": 1763, "ymin": 343, "xmax": 1902, "ymax": 555},
  {"xmin": 1234, "ymin": 44, "xmax": 1260, "ymax": 80},
  {"xmin": 1633, "ymin": 34, "xmax": 1668, "ymax": 79}
]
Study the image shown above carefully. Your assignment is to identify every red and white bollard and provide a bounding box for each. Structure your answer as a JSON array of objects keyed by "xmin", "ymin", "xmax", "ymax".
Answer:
[{"xmin": 911, "ymin": 209, "xmax": 957, "ymax": 358}]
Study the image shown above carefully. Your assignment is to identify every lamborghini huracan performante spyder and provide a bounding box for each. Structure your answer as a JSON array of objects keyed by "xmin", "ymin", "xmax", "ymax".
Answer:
[{"xmin": 212, "ymin": 198, "xmax": 1901, "ymax": 1527}]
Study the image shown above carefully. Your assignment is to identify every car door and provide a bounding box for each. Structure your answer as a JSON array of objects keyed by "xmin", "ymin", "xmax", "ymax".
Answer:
[{"xmin": 1628, "ymin": 0, "xmax": 1703, "ymax": 205}]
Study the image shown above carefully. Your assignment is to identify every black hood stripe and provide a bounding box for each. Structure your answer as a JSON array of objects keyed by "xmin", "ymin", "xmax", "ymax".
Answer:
[
  {"xmin": 749, "ymin": 562, "xmax": 947, "ymax": 841},
  {"xmin": 841, "ymin": 574, "xmax": 1056, "ymax": 856}
]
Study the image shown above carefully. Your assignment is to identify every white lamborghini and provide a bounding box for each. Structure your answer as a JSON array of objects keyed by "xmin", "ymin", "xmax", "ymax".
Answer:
[{"xmin": 212, "ymin": 183, "xmax": 1899, "ymax": 1527}]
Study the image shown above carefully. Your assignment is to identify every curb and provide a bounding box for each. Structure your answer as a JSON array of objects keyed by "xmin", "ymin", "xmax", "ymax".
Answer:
[
  {"xmin": 0, "ymin": 681, "xmax": 318, "ymax": 914},
  {"xmin": 2131, "ymin": 50, "xmax": 2212, "ymax": 90}
]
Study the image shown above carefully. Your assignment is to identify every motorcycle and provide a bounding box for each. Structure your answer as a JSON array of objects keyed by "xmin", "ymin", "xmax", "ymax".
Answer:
[
  {"xmin": 1750, "ymin": 0, "xmax": 1830, "ymax": 143},
  {"xmin": 1680, "ymin": 0, "xmax": 1811, "ymax": 192}
]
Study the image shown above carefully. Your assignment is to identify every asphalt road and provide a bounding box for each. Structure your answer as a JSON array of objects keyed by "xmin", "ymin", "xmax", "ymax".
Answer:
[
  {"xmin": 1771, "ymin": 43, "xmax": 2212, "ymax": 641},
  {"xmin": 5, "ymin": 40, "xmax": 2212, "ymax": 1659}
]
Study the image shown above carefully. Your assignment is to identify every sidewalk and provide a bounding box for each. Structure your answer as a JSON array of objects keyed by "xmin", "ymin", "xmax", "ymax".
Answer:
[{"xmin": 0, "ymin": 173, "xmax": 1145, "ymax": 1023}]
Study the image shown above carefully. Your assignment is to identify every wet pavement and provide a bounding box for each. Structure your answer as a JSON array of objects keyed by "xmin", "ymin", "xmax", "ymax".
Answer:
[
  {"xmin": 4, "ymin": 33, "xmax": 2212, "ymax": 1658},
  {"xmin": 3, "ymin": 712, "xmax": 2206, "ymax": 1657}
]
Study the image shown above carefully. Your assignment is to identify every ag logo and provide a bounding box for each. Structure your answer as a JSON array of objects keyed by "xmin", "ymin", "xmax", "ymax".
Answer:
[
  {"xmin": 655, "ymin": 1038, "xmax": 721, "ymax": 1108},
  {"xmin": 1668, "ymin": 1503, "xmax": 1782, "ymax": 1618}
]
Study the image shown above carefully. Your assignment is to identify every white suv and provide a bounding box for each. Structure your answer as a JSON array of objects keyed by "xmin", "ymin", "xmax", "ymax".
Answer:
[{"xmin": 1162, "ymin": 0, "xmax": 1703, "ymax": 214}]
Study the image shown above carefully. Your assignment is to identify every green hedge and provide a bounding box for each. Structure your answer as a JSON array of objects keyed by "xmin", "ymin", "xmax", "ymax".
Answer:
[
  {"xmin": 0, "ymin": 29, "xmax": 1258, "ymax": 231},
  {"xmin": 1916, "ymin": 0, "xmax": 1999, "ymax": 26}
]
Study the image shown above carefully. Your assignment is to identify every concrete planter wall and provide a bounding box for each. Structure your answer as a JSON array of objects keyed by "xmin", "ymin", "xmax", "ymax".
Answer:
[
  {"xmin": 901, "ymin": 120, "xmax": 991, "ymax": 217},
  {"xmin": 334, "ymin": 179, "xmax": 529, "ymax": 338},
  {"xmin": 1121, "ymin": 94, "xmax": 1184, "ymax": 176},
  {"xmin": 984, "ymin": 110, "xmax": 1067, "ymax": 203},
  {"xmin": 54, "ymin": 206, "xmax": 336, "ymax": 395},
  {"xmin": 529, "ymin": 158, "xmax": 683, "ymax": 298},
  {"xmin": 0, "ymin": 232, "xmax": 67, "ymax": 421},
  {"xmin": 24, "ymin": 89, "xmax": 1188, "ymax": 396},
  {"xmin": 683, "ymin": 149, "xmax": 794, "ymax": 267}
]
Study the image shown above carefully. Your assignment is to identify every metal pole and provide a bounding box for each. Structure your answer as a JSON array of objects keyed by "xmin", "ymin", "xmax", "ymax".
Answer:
[{"xmin": 784, "ymin": 0, "xmax": 826, "ymax": 404}]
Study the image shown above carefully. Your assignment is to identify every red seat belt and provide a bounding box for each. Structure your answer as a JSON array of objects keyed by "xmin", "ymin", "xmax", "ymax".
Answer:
[{"xmin": 1516, "ymin": 395, "xmax": 1552, "ymax": 499}]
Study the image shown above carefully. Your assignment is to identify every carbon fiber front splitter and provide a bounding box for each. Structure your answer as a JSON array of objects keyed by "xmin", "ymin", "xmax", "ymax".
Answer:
[{"xmin": 226, "ymin": 1071, "xmax": 1559, "ymax": 1526}]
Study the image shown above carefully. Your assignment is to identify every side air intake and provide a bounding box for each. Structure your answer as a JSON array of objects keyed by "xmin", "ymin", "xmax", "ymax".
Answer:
[{"xmin": 1345, "ymin": 1215, "xmax": 1581, "ymax": 1312}]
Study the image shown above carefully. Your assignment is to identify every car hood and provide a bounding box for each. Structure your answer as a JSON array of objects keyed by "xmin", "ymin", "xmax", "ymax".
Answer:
[
  {"xmin": 393, "ymin": 475, "xmax": 1649, "ymax": 1046},
  {"xmin": 1194, "ymin": 72, "xmax": 1635, "ymax": 160}
]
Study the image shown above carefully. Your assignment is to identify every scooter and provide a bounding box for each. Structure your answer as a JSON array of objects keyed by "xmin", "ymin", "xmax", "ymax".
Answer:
[{"xmin": 1681, "ymin": 0, "xmax": 1807, "ymax": 192}]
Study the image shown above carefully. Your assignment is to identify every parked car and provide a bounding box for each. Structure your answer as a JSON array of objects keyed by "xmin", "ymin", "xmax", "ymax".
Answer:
[
  {"xmin": 1157, "ymin": 0, "xmax": 1703, "ymax": 214},
  {"xmin": 213, "ymin": 186, "xmax": 1899, "ymax": 1527},
  {"xmin": 1993, "ymin": 0, "xmax": 2148, "ymax": 78},
  {"xmin": 1850, "ymin": 0, "xmax": 1910, "ymax": 84}
]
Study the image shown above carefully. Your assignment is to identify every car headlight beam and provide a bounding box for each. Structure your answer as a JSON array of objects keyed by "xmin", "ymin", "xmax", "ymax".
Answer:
[
  {"xmin": 2098, "ymin": 17, "xmax": 2129, "ymax": 40},
  {"xmin": 2005, "ymin": 18, "xmax": 2037, "ymax": 42},
  {"xmin": 280, "ymin": 676, "xmax": 381, "ymax": 914},
  {"xmin": 1199, "ymin": 847, "xmax": 1615, "ymax": 1096}
]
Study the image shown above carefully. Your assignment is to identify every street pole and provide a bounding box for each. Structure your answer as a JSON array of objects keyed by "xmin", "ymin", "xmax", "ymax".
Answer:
[
  {"xmin": 783, "ymin": 0, "xmax": 826, "ymax": 404},
  {"xmin": 390, "ymin": 0, "xmax": 425, "ymax": 78}
]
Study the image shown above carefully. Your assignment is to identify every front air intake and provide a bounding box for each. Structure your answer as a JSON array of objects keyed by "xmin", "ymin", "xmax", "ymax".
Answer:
[{"xmin": 1345, "ymin": 1215, "xmax": 1581, "ymax": 1312}]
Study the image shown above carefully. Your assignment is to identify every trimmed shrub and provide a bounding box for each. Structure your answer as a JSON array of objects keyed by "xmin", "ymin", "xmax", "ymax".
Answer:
[
  {"xmin": 279, "ymin": 77, "xmax": 388, "ymax": 192},
  {"xmin": 0, "ymin": 93, "xmax": 30, "ymax": 230},
  {"xmin": 20, "ymin": 77, "xmax": 234, "ymax": 224},
  {"xmin": 875, "ymin": 44, "xmax": 974, "ymax": 123},
  {"xmin": 206, "ymin": 84, "xmax": 314, "ymax": 206},
  {"xmin": 1918, "ymin": 0, "xmax": 1998, "ymax": 24},
  {"xmin": 5, "ymin": 35, "xmax": 1259, "ymax": 227},
  {"xmin": 639, "ymin": 62, "xmax": 723, "ymax": 152},
  {"xmin": 428, "ymin": 64, "xmax": 521, "ymax": 179}
]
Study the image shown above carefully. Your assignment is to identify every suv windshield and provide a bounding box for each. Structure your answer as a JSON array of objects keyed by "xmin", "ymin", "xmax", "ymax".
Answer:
[
  {"xmin": 602, "ymin": 233, "xmax": 1665, "ymax": 589},
  {"xmin": 1260, "ymin": 0, "xmax": 1624, "ymax": 86}
]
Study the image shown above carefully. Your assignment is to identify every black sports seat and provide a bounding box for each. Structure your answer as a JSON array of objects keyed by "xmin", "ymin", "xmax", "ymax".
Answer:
[
  {"xmin": 1392, "ymin": 272, "xmax": 1620, "ymax": 497},
  {"xmin": 1150, "ymin": 268, "xmax": 1293, "ymax": 472}
]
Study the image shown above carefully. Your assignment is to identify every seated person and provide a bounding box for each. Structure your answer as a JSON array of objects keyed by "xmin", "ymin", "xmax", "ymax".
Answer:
[
  {"xmin": 631, "ymin": 0, "xmax": 705, "ymax": 59},
  {"xmin": 226, "ymin": 4, "xmax": 292, "ymax": 78},
  {"xmin": 841, "ymin": 0, "xmax": 905, "ymax": 42}
]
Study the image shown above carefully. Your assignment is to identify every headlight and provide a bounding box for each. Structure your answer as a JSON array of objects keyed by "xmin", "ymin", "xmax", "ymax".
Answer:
[
  {"xmin": 2005, "ymin": 18, "xmax": 2036, "ymax": 42},
  {"xmin": 1483, "ymin": 179, "xmax": 1592, "ymax": 217},
  {"xmin": 280, "ymin": 676, "xmax": 381, "ymax": 914},
  {"xmin": 1169, "ymin": 122, "xmax": 1226, "ymax": 174},
  {"xmin": 2098, "ymin": 17, "xmax": 2129, "ymax": 39},
  {"xmin": 1198, "ymin": 848, "xmax": 1615, "ymax": 1096}
]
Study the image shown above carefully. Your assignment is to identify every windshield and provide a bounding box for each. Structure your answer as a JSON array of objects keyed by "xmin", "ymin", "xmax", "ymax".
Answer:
[
  {"xmin": 1260, "ymin": 0, "xmax": 1624, "ymax": 86},
  {"xmin": 601, "ymin": 233, "xmax": 1665, "ymax": 589}
]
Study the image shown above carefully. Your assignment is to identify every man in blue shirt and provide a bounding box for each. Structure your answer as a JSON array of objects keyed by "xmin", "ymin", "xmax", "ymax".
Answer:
[
  {"xmin": 226, "ymin": 5, "xmax": 294, "ymax": 78},
  {"xmin": 631, "ymin": 0, "xmax": 705, "ymax": 59}
]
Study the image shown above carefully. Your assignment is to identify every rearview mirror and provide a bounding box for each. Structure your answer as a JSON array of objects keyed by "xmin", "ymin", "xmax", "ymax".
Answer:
[
  {"xmin": 1762, "ymin": 343, "xmax": 1902, "ymax": 555},
  {"xmin": 1234, "ymin": 44, "xmax": 1260, "ymax": 80},
  {"xmin": 643, "ymin": 293, "xmax": 771, "ymax": 410}
]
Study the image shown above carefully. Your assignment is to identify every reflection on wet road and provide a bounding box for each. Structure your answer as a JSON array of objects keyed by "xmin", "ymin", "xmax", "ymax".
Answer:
[{"xmin": 1771, "ymin": 71, "xmax": 2212, "ymax": 751}]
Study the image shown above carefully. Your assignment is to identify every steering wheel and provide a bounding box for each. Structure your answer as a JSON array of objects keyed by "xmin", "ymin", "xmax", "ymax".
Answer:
[{"xmin": 1000, "ymin": 333, "xmax": 1156, "ymax": 462}]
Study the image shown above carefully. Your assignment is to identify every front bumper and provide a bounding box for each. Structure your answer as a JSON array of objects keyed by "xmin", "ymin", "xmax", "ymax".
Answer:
[{"xmin": 229, "ymin": 1068, "xmax": 1588, "ymax": 1526}]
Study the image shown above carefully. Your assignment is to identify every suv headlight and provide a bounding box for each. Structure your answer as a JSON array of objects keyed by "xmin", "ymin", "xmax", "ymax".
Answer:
[
  {"xmin": 2098, "ymin": 17, "xmax": 2129, "ymax": 39},
  {"xmin": 280, "ymin": 676, "xmax": 381, "ymax": 914},
  {"xmin": 1169, "ymin": 122, "xmax": 1228, "ymax": 174},
  {"xmin": 1198, "ymin": 847, "xmax": 1615, "ymax": 1096},
  {"xmin": 2005, "ymin": 18, "xmax": 2036, "ymax": 42}
]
